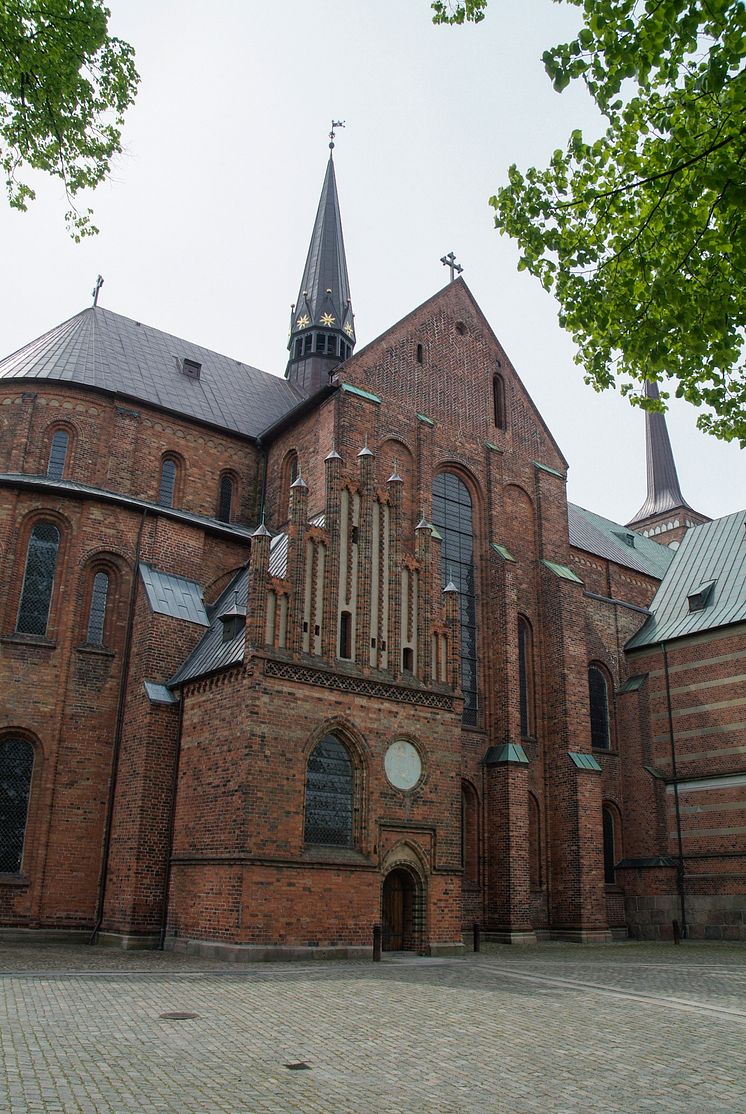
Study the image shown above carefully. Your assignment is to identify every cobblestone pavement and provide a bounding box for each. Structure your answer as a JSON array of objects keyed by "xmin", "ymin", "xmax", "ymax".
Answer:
[{"xmin": 1, "ymin": 941, "xmax": 745, "ymax": 1113}]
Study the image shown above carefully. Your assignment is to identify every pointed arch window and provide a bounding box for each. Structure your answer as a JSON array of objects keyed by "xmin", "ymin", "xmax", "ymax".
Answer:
[
  {"xmin": 602, "ymin": 805, "xmax": 617, "ymax": 884},
  {"xmin": 159, "ymin": 457, "xmax": 178, "ymax": 508},
  {"xmin": 493, "ymin": 373, "xmax": 506, "ymax": 429},
  {"xmin": 47, "ymin": 429, "xmax": 70, "ymax": 480},
  {"xmin": 86, "ymin": 571, "xmax": 110, "ymax": 645},
  {"xmin": 518, "ymin": 616, "xmax": 535, "ymax": 738},
  {"xmin": 589, "ymin": 664, "xmax": 612, "ymax": 750},
  {"xmin": 0, "ymin": 738, "xmax": 34, "ymax": 873},
  {"xmin": 217, "ymin": 474, "xmax": 234, "ymax": 523},
  {"xmin": 304, "ymin": 735, "xmax": 353, "ymax": 847},
  {"xmin": 16, "ymin": 522, "xmax": 60, "ymax": 636},
  {"xmin": 529, "ymin": 793, "xmax": 542, "ymax": 889},
  {"xmin": 432, "ymin": 472, "xmax": 479, "ymax": 725},
  {"xmin": 461, "ymin": 782, "xmax": 479, "ymax": 886}
]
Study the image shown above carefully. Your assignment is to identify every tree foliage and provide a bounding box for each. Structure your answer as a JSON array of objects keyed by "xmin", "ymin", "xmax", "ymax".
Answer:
[
  {"xmin": 433, "ymin": 0, "xmax": 746, "ymax": 443},
  {"xmin": 0, "ymin": 0, "xmax": 139, "ymax": 238}
]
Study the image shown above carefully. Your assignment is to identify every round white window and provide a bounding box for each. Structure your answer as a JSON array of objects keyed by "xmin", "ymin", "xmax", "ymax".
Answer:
[{"xmin": 384, "ymin": 740, "xmax": 422, "ymax": 791}]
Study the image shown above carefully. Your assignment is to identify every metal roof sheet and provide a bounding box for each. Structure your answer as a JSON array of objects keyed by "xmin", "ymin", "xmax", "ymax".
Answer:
[
  {"xmin": 0, "ymin": 306, "xmax": 304, "ymax": 438},
  {"xmin": 626, "ymin": 510, "xmax": 746, "ymax": 648},
  {"xmin": 569, "ymin": 504, "xmax": 674, "ymax": 579},
  {"xmin": 169, "ymin": 568, "xmax": 249, "ymax": 686},
  {"xmin": 140, "ymin": 564, "xmax": 209, "ymax": 626}
]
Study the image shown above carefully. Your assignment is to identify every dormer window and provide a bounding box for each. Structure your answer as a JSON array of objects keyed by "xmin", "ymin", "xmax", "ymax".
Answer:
[{"xmin": 687, "ymin": 581, "xmax": 716, "ymax": 612}]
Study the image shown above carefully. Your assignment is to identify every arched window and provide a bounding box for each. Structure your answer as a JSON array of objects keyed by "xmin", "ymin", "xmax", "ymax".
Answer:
[
  {"xmin": 47, "ymin": 429, "xmax": 70, "ymax": 480},
  {"xmin": 217, "ymin": 474, "xmax": 234, "ymax": 523},
  {"xmin": 461, "ymin": 781, "xmax": 479, "ymax": 886},
  {"xmin": 16, "ymin": 522, "xmax": 61, "ymax": 636},
  {"xmin": 589, "ymin": 664, "xmax": 612, "ymax": 750},
  {"xmin": 493, "ymin": 373, "xmax": 506, "ymax": 429},
  {"xmin": 304, "ymin": 735, "xmax": 353, "ymax": 847},
  {"xmin": 602, "ymin": 805, "xmax": 617, "ymax": 884},
  {"xmin": 0, "ymin": 738, "xmax": 34, "ymax": 873},
  {"xmin": 529, "ymin": 793, "xmax": 541, "ymax": 888},
  {"xmin": 432, "ymin": 472, "xmax": 478, "ymax": 725},
  {"xmin": 86, "ymin": 571, "xmax": 110, "ymax": 645},
  {"xmin": 159, "ymin": 457, "xmax": 178, "ymax": 508},
  {"xmin": 518, "ymin": 616, "xmax": 535, "ymax": 738}
]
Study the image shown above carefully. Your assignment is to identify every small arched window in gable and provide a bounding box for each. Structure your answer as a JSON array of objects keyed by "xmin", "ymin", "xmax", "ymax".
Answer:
[
  {"xmin": 16, "ymin": 522, "xmax": 61, "ymax": 636},
  {"xmin": 589, "ymin": 664, "xmax": 612, "ymax": 750},
  {"xmin": 159, "ymin": 457, "xmax": 178, "ymax": 508},
  {"xmin": 518, "ymin": 616, "xmax": 535, "ymax": 739},
  {"xmin": 47, "ymin": 429, "xmax": 70, "ymax": 480},
  {"xmin": 304, "ymin": 735, "xmax": 353, "ymax": 847},
  {"xmin": 86, "ymin": 571, "xmax": 110, "ymax": 645},
  {"xmin": 0, "ymin": 737, "xmax": 34, "ymax": 873},
  {"xmin": 602, "ymin": 805, "xmax": 617, "ymax": 884},
  {"xmin": 493, "ymin": 373, "xmax": 506, "ymax": 430},
  {"xmin": 217, "ymin": 473, "xmax": 234, "ymax": 523}
]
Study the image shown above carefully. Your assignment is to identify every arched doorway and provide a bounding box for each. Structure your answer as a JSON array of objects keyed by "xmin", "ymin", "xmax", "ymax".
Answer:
[{"xmin": 382, "ymin": 867, "xmax": 417, "ymax": 951}]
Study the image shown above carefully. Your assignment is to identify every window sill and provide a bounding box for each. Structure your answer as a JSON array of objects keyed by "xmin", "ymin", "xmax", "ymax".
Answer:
[
  {"xmin": 302, "ymin": 846, "xmax": 371, "ymax": 867},
  {"xmin": 75, "ymin": 644, "xmax": 115, "ymax": 658},
  {"xmin": 0, "ymin": 873, "xmax": 30, "ymax": 888},
  {"xmin": 1, "ymin": 634, "xmax": 56, "ymax": 649},
  {"xmin": 592, "ymin": 748, "xmax": 618, "ymax": 757}
]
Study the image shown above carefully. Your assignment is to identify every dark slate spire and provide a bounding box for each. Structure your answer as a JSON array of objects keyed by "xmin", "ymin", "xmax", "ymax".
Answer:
[
  {"xmin": 627, "ymin": 380, "xmax": 692, "ymax": 525},
  {"xmin": 286, "ymin": 138, "xmax": 355, "ymax": 394}
]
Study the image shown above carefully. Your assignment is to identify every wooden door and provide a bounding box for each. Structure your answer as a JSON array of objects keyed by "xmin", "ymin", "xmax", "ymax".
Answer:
[{"xmin": 382, "ymin": 869, "xmax": 414, "ymax": 951}]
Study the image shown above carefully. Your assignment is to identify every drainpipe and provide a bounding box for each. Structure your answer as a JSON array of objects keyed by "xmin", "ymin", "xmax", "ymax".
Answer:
[
  {"xmin": 661, "ymin": 641, "xmax": 687, "ymax": 937},
  {"xmin": 158, "ymin": 689, "xmax": 184, "ymax": 949},
  {"xmin": 89, "ymin": 508, "xmax": 147, "ymax": 943}
]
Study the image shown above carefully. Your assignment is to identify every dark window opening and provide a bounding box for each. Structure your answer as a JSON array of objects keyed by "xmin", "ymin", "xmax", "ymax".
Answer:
[
  {"xmin": 351, "ymin": 525, "xmax": 359, "ymax": 545},
  {"xmin": 217, "ymin": 474, "xmax": 233, "ymax": 523},
  {"xmin": 529, "ymin": 793, "xmax": 541, "ymax": 888},
  {"xmin": 602, "ymin": 806, "xmax": 616, "ymax": 884},
  {"xmin": 416, "ymin": 344, "xmax": 423, "ymax": 364},
  {"xmin": 518, "ymin": 616, "xmax": 534, "ymax": 738},
  {"xmin": 461, "ymin": 783, "xmax": 479, "ymax": 885},
  {"xmin": 181, "ymin": 357, "xmax": 202, "ymax": 379},
  {"xmin": 431, "ymin": 472, "xmax": 479, "ymax": 725},
  {"xmin": 16, "ymin": 522, "xmax": 60, "ymax": 636},
  {"xmin": 0, "ymin": 738, "xmax": 34, "ymax": 873},
  {"xmin": 303, "ymin": 334, "xmax": 313, "ymax": 354},
  {"xmin": 304, "ymin": 735, "xmax": 353, "ymax": 847},
  {"xmin": 47, "ymin": 429, "xmax": 69, "ymax": 480},
  {"xmin": 493, "ymin": 373, "xmax": 506, "ymax": 429},
  {"xmin": 159, "ymin": 458, "xmax": 177, "ymax": 508},
  {"xmin": 402, "ymin": 646, "xmax": 413, "ymax": 672},
  {"xmin": 294, "ymin": 338, "xmax": 302, "ymax": 359},
  {"xmin": 339, "ymin": 610, "xmax": 352, "ymax": 659},
  {"xmin": 86, "ymin": 571, "xmax": 109, "ymax": 645},
  {"xmin": 589, "ymin": 665, "xmax": 611, "ymax": 750},
  {"xmin": 455, "ymin": 321, "xmax": 466, "ymax": 336}
]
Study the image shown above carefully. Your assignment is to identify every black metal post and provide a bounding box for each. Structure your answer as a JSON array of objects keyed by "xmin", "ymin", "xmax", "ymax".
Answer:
[
  {"xmin": 672, "ymin": 919, "xmax": 681, "ymax": 945},
  {"xmin": 373, "ymin": 923, "xmax": 382, "ymax": 962}
]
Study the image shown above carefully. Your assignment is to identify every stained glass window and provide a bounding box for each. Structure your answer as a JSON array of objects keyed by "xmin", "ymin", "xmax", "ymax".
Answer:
[
  {"xmin": 0, "ymin": 738, "xmax": 34, "ymax": 873},
  {"xmin": 47, "ymin": 430, "xmax": 69, "ymax": 480},
  {"xmin": 304, "ymin": 735, "xmax": 353, "ymax": 847},
  {"xmin": 432, "ymin": 473, "xmax": 479, "ymax": 725},
  {"xmin": 589, "ymin": 665, "xmax": 611, "ymax": 750},
  {"xmin": 16, "ymin": 523, "xmax": 60, "ymax": 636},
  {"xmin": 86, "ymin": 572, "xmax": 110, "ymax": 645}
]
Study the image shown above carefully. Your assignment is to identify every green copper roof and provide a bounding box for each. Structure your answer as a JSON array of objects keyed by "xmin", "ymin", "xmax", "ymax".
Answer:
[
  {"xmin": 617, "ymin": 674, "xmax": 648, "ymax": 693},
  {"xmin": 340, "ymin": 383, "xmax": 381, "ymax": 404},
  {"xmin": 534, "ymin": 460, "xmax": 565, "ymax": 479},
  {"xmin": 569, "ymin": 504, "xmax": 674, "ymax": 579},
  {"xmin": 542, "ymin": 560, "xmax": 583, "ymax": 584},
  {"xmin": 491, "ymin": 543, "xmax": 516, "ymax": 562},
  {"xmin": 484, "ymin": 742, "xmax": 530, "ymax": 766},
  {"xmin": 417, "ymin": 413, "xmax": 435, "ymax": 426},
  {"xmin": 568, "ymin": 751, "xmax": 602, "ymax": 771},
  {"xmin": 626, "ymin": 511, "xmax": 746, "ymax": 649}
]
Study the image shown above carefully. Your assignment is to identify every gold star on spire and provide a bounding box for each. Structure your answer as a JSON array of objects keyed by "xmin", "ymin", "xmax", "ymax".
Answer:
[
  {"xmin": 343, "ymin": 322, "xmax": 354, "ymax": 337},
  {"xmin": 320, "ymin": 312, "xmax": 336, "ymax": 327},
  {"xmin": 296, "ymin": 314, "xmax": 311, "ymax": 329}
]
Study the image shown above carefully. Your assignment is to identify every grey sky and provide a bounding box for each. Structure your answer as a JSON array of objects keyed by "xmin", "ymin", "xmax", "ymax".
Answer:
[{"xmin": 1, "ymin": 0, "xmax": 742, "ymax": 524}]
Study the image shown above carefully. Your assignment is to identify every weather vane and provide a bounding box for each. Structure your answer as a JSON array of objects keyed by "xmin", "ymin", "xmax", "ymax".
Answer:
[
  {"xmin": 329, "ymin": 119, "xmax": 346, "ymax": 150},
  {"xmin": 440, "ymin": 253, "xmax": 463, "ymax": 282}
]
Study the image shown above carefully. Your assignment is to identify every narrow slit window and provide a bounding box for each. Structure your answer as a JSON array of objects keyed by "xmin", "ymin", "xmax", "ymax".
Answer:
[
  {"xmin": 86, "ymin": 572, "xmax": 110, "ymax": 645},
  {"xmin": 339, "ymin": 610, "xmax": 352, "ymax": 660},
  {"xmin": 217, "ymin": 474, "xmax": 233, "ymax": 523},
  {"xmin": 47, "ymin": 430, "xmax": 69, "ymax": 480},
  {"xmin": 589, "ymin": 665, "xmax": 611, "ymax": 750},
  {"xmin": 602, "ymin": 806, "xmax": 616, "ymax": 884},
  {"xmin": 493, "ymin": 374, "xmax": 506, "ymax": 429}
]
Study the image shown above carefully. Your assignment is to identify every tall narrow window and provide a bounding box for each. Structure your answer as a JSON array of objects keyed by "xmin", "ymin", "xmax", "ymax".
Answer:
[
  {"xmin": 86, "ymin": 571, "xmax": 110, "ymax": 645},
  {"xmin": 589, "ymin": 665, "xmax": 611, "ymax": 750},
  {"xmin": 159, "ymin": 458, "xmax": 177, "ymax": 508},
  {"xmin": 0, "ymin": 738, "xmax": 34, "ymax": 873},
  {"xmin": 304, "ymin": 735, "xmax": 353, "ymax": 847},
  {"xmin": 461, "ymin": 782, "xmax": 479, "ymax": 885},
  {"xmin": 602, "ymin": 805, "xmax": 616, "ymax": 884},
  {"xmin": 493, "ymin": 374, "xmax": 506, "ymax": 429},
  {"xmin": 518, "ymin": 616, "xmax": 535, "ymax": 738},
  {"xmin": 47, "ymin": 429, "xmax": 69, "ymax": 480},
  {"xmin": 529, "ymin": 793, "xmax": 541, "ymax": 888},
  {"xmin": 339, "ymin": 610, "xmax": 352, "ymax": 660},
  {"xmin": 16, "ymin": 523, "xmax": 60, "ymax": 636},
  {"xmin": 432, "ymin": 473, "xmax": 479, "ymax": 725},
  {"xmin": 217, "ymin": 474, "xmax": 234, "ymax": 523}
]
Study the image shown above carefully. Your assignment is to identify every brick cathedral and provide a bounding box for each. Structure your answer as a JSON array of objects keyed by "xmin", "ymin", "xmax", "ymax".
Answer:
[{"xmin": 1, "ymin": 146, "xmax": 744, "ymax": 955}]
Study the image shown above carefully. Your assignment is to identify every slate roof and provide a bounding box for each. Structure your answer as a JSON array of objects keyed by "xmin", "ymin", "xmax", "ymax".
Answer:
[
  {"xmin": 169, "ymin": 568, "xmax": 249, "ymax": 686},
  {"xmin": 626, "ymin": 510, "xmax": 746, "ymax": 649},
  {"xmin": 569, "ymin": 504, "xmax": 675, "ymax": 579},
  {"xmin": 0, "ymin": 306, "xmax": 304, "ymax": 438}
]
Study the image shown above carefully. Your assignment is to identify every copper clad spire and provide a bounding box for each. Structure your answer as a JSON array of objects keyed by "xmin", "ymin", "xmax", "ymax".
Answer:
[
  {"xmin": 628, "ymin": 381, "xmax": 691, "ymax": 524},
  {"xmin": 286, "ymin": 128, "xmax": 355, "ymax": 394}
]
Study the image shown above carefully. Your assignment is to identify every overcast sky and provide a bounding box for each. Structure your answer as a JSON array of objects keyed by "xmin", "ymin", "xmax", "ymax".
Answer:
[{"xmin": 1, "ymin": 0, "xmax": 742, "ymax": 525}]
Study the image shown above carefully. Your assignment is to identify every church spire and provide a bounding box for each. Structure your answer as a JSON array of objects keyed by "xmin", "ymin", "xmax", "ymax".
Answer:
[
  {"xmin": 627, "ymin": 381, "xmax": 709, "ymax": 543},
  {"xmin": 286, "ymin": 124, "xmax": 355, "ymax": 394}
]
